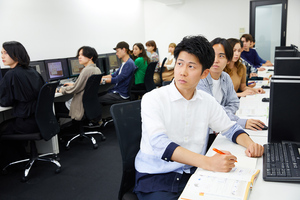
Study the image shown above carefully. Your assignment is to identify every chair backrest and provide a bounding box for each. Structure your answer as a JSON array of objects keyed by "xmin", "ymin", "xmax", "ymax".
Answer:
[
  {"xmin": 110, "ymin": 100, "xmax": 142, "ymax": 200},
  {"xmin": 144, "ymin": 61, "xmax": 158, "ymax": 92},
  {"xmin": 82, "ymin": 74, "xmax": 103, "ymax": 120},
  {"xmin": 128, "ymin": 68, "xmax": 138, "ymax": 100},
  {"xmin": 35, "ymin": 81, "xmax": 60, "ymax": 141},
  {"xmin": 159, "ymin": 57, "xmax": 167, "ymax": 86}
]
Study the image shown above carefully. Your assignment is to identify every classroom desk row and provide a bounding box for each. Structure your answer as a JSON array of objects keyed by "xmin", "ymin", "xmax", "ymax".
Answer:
[
  {"xmin": 181, "ymin": 68, "xmax": 300, "ymax": 199},
  {"xmin": 0, "ymin": 83, "xmax": 114, "ymax": 155}
]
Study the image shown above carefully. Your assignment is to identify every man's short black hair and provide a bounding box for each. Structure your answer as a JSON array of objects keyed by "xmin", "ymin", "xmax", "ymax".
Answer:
[
  {"xmin": 211, "ymin": 37, "xmax": 233, "ymax": 62},
  {"xmin": 2, "ymin": 41, "xmax": 30, "ymax": 68},
  {"xmin": 76, "ymin": 46, "xmax": 98, "ymax": 63},
  {"xmin": 174, "ymin": 35, "xmax": 214, "ymax": 72}
]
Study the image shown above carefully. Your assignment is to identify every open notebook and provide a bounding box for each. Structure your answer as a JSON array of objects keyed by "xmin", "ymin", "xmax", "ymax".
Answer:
[{"xmin": 179, "ymin": 155, "xmax": 259, "ymax": 200}]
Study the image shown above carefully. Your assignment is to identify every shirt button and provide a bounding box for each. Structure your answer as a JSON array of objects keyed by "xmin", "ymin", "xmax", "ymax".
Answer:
[{"xmin": 177, "ymin": 178, "xmax": 180, "ymax": 181}]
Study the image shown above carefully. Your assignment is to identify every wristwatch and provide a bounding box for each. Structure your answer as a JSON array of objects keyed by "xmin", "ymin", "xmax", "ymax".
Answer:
[{"xmin": 102, "ymin": 78, "xmax": 106, "ymax": 85}]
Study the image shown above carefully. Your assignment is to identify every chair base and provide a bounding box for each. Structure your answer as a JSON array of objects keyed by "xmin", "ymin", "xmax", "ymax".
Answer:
[
  {"xmin": 65, "ymin": 131, "xmax": 106, "ymax": 150},
  {"xmin": 2, "ymin": 152, "xmax": 61, "ymax": 182}
]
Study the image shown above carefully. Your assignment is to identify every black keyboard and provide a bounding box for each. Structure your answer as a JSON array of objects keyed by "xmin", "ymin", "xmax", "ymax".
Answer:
[{"xmin": 263, "ymin": 142, "xmax": 300, "ymax": 182}]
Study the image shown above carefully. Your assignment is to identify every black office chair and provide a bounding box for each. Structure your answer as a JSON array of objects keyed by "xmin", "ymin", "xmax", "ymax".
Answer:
[
  {"xmin": 58, "ymin": 74, "xmax": 106, "ymax": 150},
  {"xmin": 1, "ymin": 82, "xmax": 61, "ymax": 182},
  {"xmin": 157, "ymin": 57, "xmax": 167, "ymax": 87},
  {"xmin": 110, "ymin": 100, "xmax": 141, "ymax": 200},
  {"xmin": 130, "ymin": 61, "xmax": 157, "ymax": 100}
]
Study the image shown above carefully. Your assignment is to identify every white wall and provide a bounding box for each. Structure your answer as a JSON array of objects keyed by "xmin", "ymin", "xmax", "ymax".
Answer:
[
  {"xmin": 143, "ymin": 0, "xmax": 250, "ymax": 61},
  {"xmin": 0, "ymin": 0, "xmax": 299, "ymax": 67},
  {"xmin": 144, "ymin": 0, "xmax": 300, "ymax": 61},
  {"xmin": 286, "ymin": 0, "xmax": 300, "ymax": 47},
  {"xmin": 0, "ymin": 0, "xmax": 144, "ymax": 62}
]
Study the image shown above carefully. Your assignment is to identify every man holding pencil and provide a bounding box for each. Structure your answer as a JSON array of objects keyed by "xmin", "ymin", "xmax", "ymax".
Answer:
[{"xmin": 134, "ymin": 35, "xmax": 264, "ymax": 200}]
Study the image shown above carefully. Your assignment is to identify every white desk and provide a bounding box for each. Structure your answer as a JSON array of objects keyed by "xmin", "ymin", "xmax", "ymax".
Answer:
[{"xmin": 205, "ymin": 134, "xmax": 300, "ymax": 200}]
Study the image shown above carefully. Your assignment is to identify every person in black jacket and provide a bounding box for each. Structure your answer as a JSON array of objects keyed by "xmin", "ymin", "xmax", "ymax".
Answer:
[{"xmin": 0, "ymin": 41, "xmax": 45, "ymax": 135}]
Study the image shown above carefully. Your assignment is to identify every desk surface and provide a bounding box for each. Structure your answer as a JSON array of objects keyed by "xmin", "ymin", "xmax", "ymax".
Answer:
[{"xmin": 182, "ymin": 71, "xmax": 300, "ymax": 199}]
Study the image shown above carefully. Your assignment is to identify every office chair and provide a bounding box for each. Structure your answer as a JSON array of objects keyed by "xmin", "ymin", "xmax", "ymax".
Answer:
[
  {"xmin": 58, "ymin": 74, "xmax": 106, "ymax": 150},
  {"xmin": 130, "ymin": 61, "xmax": 157, "ymax": 100},
  {"xmin": 1, "ymin": 82, "xmax": 61, "ymax": 182},
  {"xmin": 157, "ymin": 57, "xmax": 167, "ymax": 87},
  {"xmin": 110, "ymin": 100, "xmax": 141, "ymax": 200}
]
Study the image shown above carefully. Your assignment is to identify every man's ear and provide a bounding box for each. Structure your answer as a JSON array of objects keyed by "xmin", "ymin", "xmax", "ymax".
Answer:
[{"xmin": 200, "ymin": 69, "xmax": 210, "ymax": 79}]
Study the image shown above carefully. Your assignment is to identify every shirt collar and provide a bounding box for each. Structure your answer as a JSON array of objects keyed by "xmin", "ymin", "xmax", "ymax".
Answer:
[{"xmin": 169, "ymin": 80, "xmax": 203, "ymax": 102}]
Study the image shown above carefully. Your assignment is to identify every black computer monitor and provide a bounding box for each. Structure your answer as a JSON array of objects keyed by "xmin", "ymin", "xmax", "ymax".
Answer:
[
  {"xmin": 274, "ymin": 49, "xmax": 298, "ymax": 58},
  {"xmin": 44, "ymin": 59, "xmax": 69, "ymax": 82},
  {"xmin": 268, "ymin": 76, "xmax": 300, "ymax": 143},
  {"xmin": 67, "ymin": 57, "xmax": 84, "ymax": 77},
  {"xmin": 96, "ymin": 54, "xmax": 109, "ymax": 75},
  {"xmin": 29, "ymin": 60, "xmax": 48, "ymax": 82},
  {"xmin": 106, "ymin": 53, "xmax": 122, "ymax": 73},
  {"xmin": 274, "ymin": 57, "xmax": 300, "ymax": 77}
]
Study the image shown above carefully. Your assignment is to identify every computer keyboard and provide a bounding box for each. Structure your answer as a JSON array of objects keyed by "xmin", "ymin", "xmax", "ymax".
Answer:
[{"xmin": 263, "ymin": 142, "xmax": 300, "ymax": 182}]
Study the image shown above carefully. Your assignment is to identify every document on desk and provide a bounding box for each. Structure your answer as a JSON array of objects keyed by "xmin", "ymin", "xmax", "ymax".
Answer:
[
  {"xmin": 179, "ymin": 165, "xmax": 259, "ymax": 200},
  {"xmin": 179, "ymin": 155, "xmax": 259, "ymax": 200}
]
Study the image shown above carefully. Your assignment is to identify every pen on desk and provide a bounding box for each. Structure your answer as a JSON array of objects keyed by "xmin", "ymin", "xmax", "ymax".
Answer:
[{"xmin": 212, "ymin": 148, "xmax": 237, "ymax": 162}]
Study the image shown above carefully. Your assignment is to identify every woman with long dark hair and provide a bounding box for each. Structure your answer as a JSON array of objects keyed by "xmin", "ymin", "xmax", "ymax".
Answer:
[{"xmin": 132, "ymin": 43, "xmax": 150, "ymax": 90}]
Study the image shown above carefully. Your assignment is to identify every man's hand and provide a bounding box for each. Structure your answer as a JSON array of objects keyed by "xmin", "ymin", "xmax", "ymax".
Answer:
[
  {"xmin": 245, "ymin": 143, "xmax": 264, "ymax": 157},
  {"xmin": 204, "ymin": 151, "xmax": 237, "ymax": 172},
  {"xmin": 245, "ymin": 119, "xmax": 265, "ymax": 131}
]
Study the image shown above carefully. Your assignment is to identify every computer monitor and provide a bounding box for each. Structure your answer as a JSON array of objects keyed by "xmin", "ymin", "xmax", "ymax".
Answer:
[
  {"xmin": 274, "ymin": 49, "xmax": 298, "ymax": 58},
  {"xmin": 274, "ymin": 57, "xmax": 300, "ymax": 77},
  {"xmin": 96, "ymin": 54, "xmax": 109, "ymax": 75},
  {"xmin": 67, "ymin": 57, "xmax": 84, "ymax": 77},
  {"xmin": 29, "ymin": 60, "xmax": 48, "ymax": 82},
  {"xmin": 106, "ymin": 53, "xmax": 122, "ymax": 73},
  {"xmin": 44, "ymin": 58, "xmax": 69, "ymax": 82},
  {"xmin": 268, "ymin": 76, "xmax": 300, "ymax": 143}
]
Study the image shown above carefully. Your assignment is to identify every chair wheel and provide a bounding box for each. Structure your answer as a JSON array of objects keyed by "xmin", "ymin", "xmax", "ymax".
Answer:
[
  {"xmin": 21, "ymin": 176, "xmax": 28, "ymax": 182},
  {"xmin": 93, "ymin": 144, "xmax": 98, "ymax": 149},
  {"xmin": 101, "ymin": 135, "xmax": 106, "ymax": 141},
  {"xmin": 55, "ymin": 167, "xmax": 61, "ymax": 174}
]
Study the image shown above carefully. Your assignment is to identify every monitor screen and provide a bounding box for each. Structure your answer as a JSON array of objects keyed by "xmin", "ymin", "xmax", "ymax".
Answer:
[
  {"xmin": 106, "ymin": 53, "xmax": 122, "ymax": 72},
  {"xmin": 268, "ymin": 77, "xmax": 300, "ymax": 143},
  {"xmin": 44, "ymin": 59, "xmax": 69, "ymax": 82},
  {"xmin": 29, "ymin": 60, "xmax": 48, "ymax": 82},
  {"xmin": 67, "ymin": 57, "xmax": 84, "ymax": 77}
]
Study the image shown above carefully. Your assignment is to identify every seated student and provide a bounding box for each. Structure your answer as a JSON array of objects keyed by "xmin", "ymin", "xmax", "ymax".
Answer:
[
  {"xmin": 134, "ymin": 35, "xmax": 264, "ymax": 199},
  {"xmin": 240, "ymin": 34, "xmax": 271, "ymax": 70},
  {"xmin": 98, "ymin": 41, "xmax": 136, "ymax": 104},
  {"xmin": 131, "ymin": 43, "xmax": 150, "ymax": 90},
  {"xmin": 145, "ymin": 40, "xmax": 160, "ymax": 84},
  {"xmin": 55, "ymin": 46, "xmax": 101, "ymax": 121},
  {"xmin": 197, "ymin": 38, "xmax": 266, "ymax": 149},
  {"xmin": 0, "ymin": 41, "xmax": 45, "ymax": 135},
  {"xmin": 250, "ymin": 37, "xmax": 273, "ymax": 66},
  {"xmin": 224, "ymin": 38, "xmax": 265, "ymax": 97},
  {"xmin": 162, "ymin": 42, "xmax": 176, "ymax": 82}
]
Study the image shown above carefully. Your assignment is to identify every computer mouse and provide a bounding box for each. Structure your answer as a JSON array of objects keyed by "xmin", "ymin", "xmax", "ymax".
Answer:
[
  {"xmin": 262, "ymin": 97, "xmax": 269, "ymax": 102},
  {"xmin": 254, "ymin": 125, "xmax": 268, "ymax": 130},
  {"xmin": 261, "ymin": 85, "xmax": 270, "ymax": 89}
]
